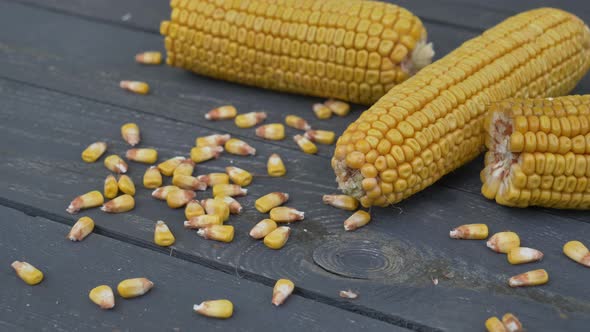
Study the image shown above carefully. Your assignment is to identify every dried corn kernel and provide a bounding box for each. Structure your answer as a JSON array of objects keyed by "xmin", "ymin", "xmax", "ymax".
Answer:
[
  {"xmin": 272, "ymin": 279, "xmax": 294, "ymax": 306},
  {"xmin": 205, "ymin": 105, "xmax": 237, "ymax": 120},
  {"xmin": 508, "ymin": 269, "xmax": 549, "ymax": 287},
  {"xmin": 201, "ymin": 198, "xmax": 230, "ymax": 221},
  {"xmin": 285, "ymin": 115, "xmax": 311, "ymax": 130},
  {"xmin": 215, "ymin": 196, "xmax": 243, "ymax": 214},
  {"xmin": 325, "ymin": 100, "xmax": 350, "ymax": 117},
  {"xmin": 173, "ymin": 159, "xmax": 195, "ymax": 177},
  {"xmin": 172, "ymin": 174, "xmax": 207, "ymax": 191},
  {"xmin": 121, "ymin": 123, "xmax": 141, "ymax": 146},
  {"xmin": 502, "ymin": 313, "xmax": 523, "ymax": 332},
  {"xmin": 193, "ymin": 299, "xmax": 233, "ymax": 319},
  {"xmin": 563, "ymin": 240, "xmax": 590, "ymax": 267},
  {"xmin": 226, "ymin": 166, "xmax": 253, "ymax": 187},
  {"xmin": 195, "ymin": 134, "xmax": 231, "ymax": 147},
  {"xmin": 255, "ymin": 192, "xmax": 289, "ymax": 213},
  {"xmin": 89, "ymin": 285, "xmax": 115, "ymax": 309},
  {"xmin": 166, "ymin": 188, "xmax": 195, "ymax": 208},
  {"xmin": 249, "ymin": 219, "xmax": 278, "ymax": 239},
  {"xmin": 184, "ymin": 215, "xmax": 222, "ymax": 229},
  {"xmin": 305, "ymin": 130, "xmax": 336, "ymax": 145},
  {"xmin": 135, "ymin": 51, "xmax": 162, "ymax": 65},
  {"xmin": 11, "ymin": 261, "xmax": 43, "ymax": 285},
  {"xmin": 117, "ymin": 278, "xmax": 154, "ymax": 298},
  {"xmin": 104, "ymin": 155, "xmax": 128, "ymax": 174},
  {"xmin": 185, "ymin": 200, "xmax": 205, "ymax": 219},
  {"xmin": 344, "ymin": 210, "xmax": 371, "ymax": 231},
  {"xmin": 267, "ymin": 154, "xmax": 286, "ymax": 177},
  {"xmin": 154, "ymin": 220, "xmax": 175, "ymax": 246},
  {"xmin": 197, "ymin": 225, "xmax": 234, "ymax": 243},
  {"xmin": 101, "ymin": 194, "xmax": 135, "ymax": 213},
  {"xmin": 126, "ymin": 148, "xmax": 158, "ymax": 164},
  {"xmin": 118, "ymin": 174, "xmax": 136, "ymax": 196},
  {"xmin": 264, "ymin": 226, "xmax": 290, "ymax": 250},
  {"xmin": 487, "ymin": 232, "xmax": 520, "ymax": 253},
  {"xmin": 67, "ymin": 191, "xmax": 104, "ymax": 214},
  {"xmin": 120, "ymin": 80, "xmax": 149, "ymax": 95},
  {"xmin": 294, "ymin": 135, "xmax": 318, "ymax": 154},
  {"xmin": 157, "ymin": 156, "xmax": 185, "ymax": 176},
  {"xmin": 213, "ymin": 184, "xmax": 247, "ymax": 197},
  {"xmin": 322, "ymin": 194, "xmax": 359, "ymax": 211},
  {"xmin": 197, "ymin": 173, "xmax": 230, "ymax": 187},
  {"xmin": 82, "ymin": 142, "xmax": 107, "ymax": 162},
  {"xmin": 152, "ymin": 185, "xmax": 178, "ymax": 200},
  {"xmin": 449, "ymin": 224, "xmax": 489, "ymax": 240},
  {"xmin": 313, "ymin": 103, "xmax": 332, "ymax": 120},
  {"xmin": 235, "ymin": 112, "xmax": 267, "ymax": 128},
  {"xmin": 67, "ymin": 216, "xmax": 94, "ymax": 241},
  {"xmin": 339, "ymin": 290, "xmax": 359, "ymax": 299},
  {"xmin": 507, "ymin": 247, "xmax": 544, "ymax": 265},
  {"xmin": 485, "ymin": 317, "xmax": 507, "ymax": 332},
  {"xmin": 191, "ymin": 146, "xmax": 224, "ymax": 163},
  {"xmin": 224, "ymin": 138, "xmax": 256, "ymax": 156},
  {"xmin": 269, "ymin": 207, "xmax": 304, "ymax": 223},
  {"xmin": 143, "ymin": 166, "xmax": 163, "ymax": 189},
  {"xmin": 104, "ymin": 174, "xmax": 119, "ymax": 199}
]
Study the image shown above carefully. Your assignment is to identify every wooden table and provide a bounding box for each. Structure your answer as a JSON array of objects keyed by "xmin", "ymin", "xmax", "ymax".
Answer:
[{"xmin": 1, "ymin": 0, "xmax": 589, "ymax": 331}]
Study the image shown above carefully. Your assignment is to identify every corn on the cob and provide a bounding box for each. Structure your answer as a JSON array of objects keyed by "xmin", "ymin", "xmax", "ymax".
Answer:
[
  {"xmin": 294, "ymin": 134, "xmax": 318, "ymax": 154},
  {"xmin": 563, "ymin": 240, "xmax": 590, "ymax": 267},
  {"xmin": 144, "ymin": 166, "xmax": 163, "ymax": 189},
  {"xmin": 264, "ymin": 226, "xmax": 291, "ymax": 249},
  {"xmin": 226, "ymin": 166, "xmax": 253, "ymax": 186},
  {"xmin": 502, "ymin": 313, "xmax": 523, "ymax": 332},
  {"xmin": 126, "ymin": 148, "xmax": 158, "ymax": 164},
  {"xmin": 344, "ymin": 210, "xmax": 371, "ymax": 231},
  {"xmin": 508, "ymin": 269, "xmax": 549, "ymax": 287},
  {"xmin": 272, "ymin": 279, "xmax": 294, "ymax": 306},
  {"xmin": 325, "ymin": 99, "xmax": 351, "ymax": 116},
  {"xmin": 224, "ymin": 138, "xmax": 256, "ymax": 156},
  {"xmin": 154, "ymin": 220, "xmax": 176, "ymax": 246},
  {"xmin": 215, "ymin": 196, "xmax": 243, "ymax": 214},
  {"xmin": 270, "ymin": 206, "xmax": 304, "ymax": 223},
  {"xmin": 89, "ymin": 285, "xmax": 115, "ymax": 309},
  {"xmin": 184, "ymin": 214, "xmax": 222, "ymax": 229},
  {"xmin": 198, "ymin": 225, "xmax": 234, "ymax": 243},
  {"xmin": 118, "ymin": 174, "xmax": 136, "ymax": 196},
  {"xmin": 195, "ymin": 134, "xmax": 231, "ymax": 147},
  {"xmin": 67, "ymin": 190, "xmax": 104, "ymax": 214},
  {"xmin": 267, "ymin": 153, "xmax": 287, "ymax": 177},
  {"xmin": 104, "ymin": 174, "xmax": 119, "ymax": 199},
  {"xmin": 213, "ymin": 184, "xmax": 247, "ymax": 197},
  {"xmin": 197, "ymin": 173, "xmax": 230, "ymax": 187},
  {"xmin": 235, "ymin": 112, "xmax": 267, "ymax": 128},
  {"xmin": 322, "ymin": 194, "xmax": 359, "ymax": 211},
  {"xmin": 161, "ymin": 0, "xmax": 433, "ymax": 104},
  {"xmin": 121, "ymin": 123, "xmax": 141, "ymax": 146},
  {"xmin": 313, "ymin": 103, "xmax": 332, "ymax": 120},
  {"xmin": 11, "ymin": 261, "xmax": 44, "ymax": 285},
  {"xmin": 305, "ymin": 130, "xmax": 336, "ymax": 145},
  {"xmin": 191, "ymin": 145, "xmax": 224, "ymax": 163},
  {"xmin": 152, "ymin": 185, "xmax": 179, "ymax": 200},
  {"xmin": 333, "ymin": 8, "xmax": 590, "ymax": 208},
  {"xmin": 250, "ymin": 219, "xmax": 278, "ymax": 239},
  {"xmin": 117, "ymin": 278, "xmax": 154, "ymax": 298},
  {"xmin": 194, "ymin": 299, "xmax": 233, "ymax": 319},
  {"xmin": 485, "ymin": 317, "xmax": 507, "ymax": 332},
  {"xmin": 173, "ymin": 159, "xmax": 196, "ymax": 177},
  {"xmin": 82, "ymin": 142, "xmax": 107, "ymax": 162},
  {"xmin": 185, "ymin": 199, "xmax": 205, "ymax": 219},
  {"xmin": 285, "ymin": 115, "xmax": 311, "ymax": 131},
  {"xmin": 166, "ymin": 188, "xmax": 196, "ymax": 208},
  {"xmin": 256, "ymin": 124, "xmax": 286, "ymax": 140},
  {"xmin": 487, "ymin": 232, "xmax": 520, "ymax": 253},
  {"xmin": 507, "ymin": 247, "xmax": 544, "ymax": 265},
  {"xmin": 104, "ymin": 155, "xmax": 128, "ymax": 174},
  {"xmin": 482, "ymin": 96, "xmax": 590, "ymax": 209},
  {"xmin": 449, "ymin": 223, "xmax": 488, "ymax": 240},
  {"xmin": 101, "ymin": 194, "xmax": 135, "ymax": 213},
  {"xmin": 67, "ymin": 216, "xmax": 95, "ymax": 241},
  {"xmin": 120, "ymin": 80, "xmax": 150, "ymax": 94},
  {"xmin": 158, "ymin": 156, "xmax": 185, "ymax": 176},
  {"xmin": 255, "ymin": 192, "xmax": 289, "ymax": 213},
  {"xmin": 173, "ymin": 174, "xmax": 207, "ymax": 190},
  {"xmin": 201, "ymin": 198, "xmax": 230, "ymax": 221},
  {"xmin": 205, "ymin": 105, "xmax": 237, "ymax": 120},
  {"xmin": 136, "ymin": 51, "xmax": 162, "ymax": 65}
]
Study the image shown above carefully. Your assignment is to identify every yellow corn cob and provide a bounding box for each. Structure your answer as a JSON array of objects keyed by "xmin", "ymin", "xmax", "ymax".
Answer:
[
  {"xmin": 161, "ymin": 0, "xmax": 433, "ymax": 105},
  {"xmin": 482, "ymin": 95, "xmax": 590, "ymax": 209},
  {"xmin": 250, "ymin": 219, "xmax": 278, "ymax": 239},
  {"xmin": 67, "ymin": 216, "xmax": 95, "ymax": 241},
  {"xmin": 118, "ymin": 174, "xmax": 136, "ymax": 196},
  {"xmin": 152, "ymin": 185, "xmax": 179, "ymax": 200},
  {"xmin": 201, "ymin": 198, "xmax": 230, "ymax": 221},
  {"xmin": 487, "ymin": 232, "xmax": 520, "ymax": 253},
  {"xmin": 294, "ymin": 134, "xmax": 318, "ymax": 154},
  {"xmin": 157, "ymin": 156, "xmax": 186, "ymax": 176},
  {"xmin": 82, "ymin": 141, "xmax": 107, "ymax": 162},
  {"xmin": 11, "ymin": 261, "xmax": 44, "ymax": 285},
  {"xmin": 224, "ymin": 138, "xmax": 256, "ymax": 156},
  {"xmin": 322, "ymin": 194, "xmax": 359, "ymax": 211},
  {"xmin": 89, "ymin": 285, "xmax": 115, "ymax": 309},
  {"xmin": 264, "ymin": 226, "xmax": 291, "ymax": 250},
  {"xmin": 166, "ymin": 188, "xmax": 196, "ymax": 208},
  {"xmin": 101, "ymin": 194, "xmax": 135, "ymax": 213},
  {"xmin": 144, "ymin": 166, "xmax": 163, "ymax": 188},
  {"xmin": 325, "ymin": 99, "xmax": 351, "ymax": 116},
  {"xmin": 154, "ymin": 220, "xmax": 176, "ymax": 246},
  {"xmin": 285, "ymin": 115, "xmax": 311, "ymax": 131},
  {"xmin": 563, "ymin": 240, "xmax": 590, "ymax": 267},
  {"xmin": 502, "ymin": 313, "xmax": 523, "ymax": 332},
  {"xmin": 173, "ymin": 159, "xmax": 196, "ymax": 177},
  {"xmin": 67, "ymin": 190, "xmax": 104, "ymax": 214},
  {"xmin": 184, "ymin": 214, "xmax": 222, "ymax": 229},
  {"xmin": 121, "ymin": 123, "xmax": 141, "ymax": 146},
  {"xmin": 195, "ymin": 134, "xmax": 231, "ymax": 147},
  {"xmin": 333, "ymin": 8, "xmax": 590, "ymax": 208},
  {"xmin": 136, "ymin": 51, "xmax": 163, "ymax": 65},
  {"xmin": 256, "ymin": 124, "xmax": 286, "ymax": 140},
  {"xmin": 269, "ymin": 206, "xmax": 304, "ymax": 223},
  {"xmin": 198, "ymin": 225, "xmax": 234, "ymax": 242},
  {"xmin": 255, "ymin": 192, "xmax": 289, "ymax": 213},
  {"xmin": 226, "ymin": 166, "xmax": 253, "ymax": 186},
  {"xmin": 185, "ymin": 200, "xmax": 205, "ymax": 219},
  {"xmin": 507, "ymin": 247, "xmax": 544, "ymax": 265},
  {"xmin": 508, "ymin": 269, "xmax": 549, "ymax": 287},
  {"xmin": 104, "ymin": 174, "xmax": 119, "ymax": 199},
  {"xmin": 117, "ymin": 278, "xmax": 154, "ymax": 298},
  {"xmin": 193, "ymin": 299, "xmax": 233, "ymax": 319},
  {"xmin": 120, "ymin": 80, "xmax": 150, "ymax": 94},
  {"xmin": 191, "ymin": 145, "xmax": 224, "ymax": 163},
  {"xmin": 126, "ymin": 148, "xmax": 158, "ymax": 164},
  {"xmin": 449, "ymin": 223, "xmax": 489, "ymax": 240},
  {"xmin": 305, "ymin": 130, "xmax": 336, "ymax": 145},
  {"xmin": 485, "ymin": 317, "xmax": 507, "ymax": 332},
  {"xmin": 104, "ymin": 155, "xmax": 128, "ymax": 174},
  {"xmin": 205, "ymin": 105, "xmax": 237, "ymax": 120},
  {"xmin": 197, "ymin": 173, "xmax": 230, "ymax": 187},
  {"xmin": 235, "ymin": 112, "xmax": 267, "ymax": 128},
  {"xmin": 172, "ymin": 174, "xmax": 207, "ymax": 190},
  {"xmin": 215, "ymin": 196, "xmax": 243, "ymax": 214},
  {"xmin": 213, "ymin": 184, "xmax": 247, "ymax": 197},
  {"xmin": 272, "ymin": 279, "xmax": 294, "ymax": 306},
  {"xmin": 343, "ymin": 210, "xmax": 371, "ymax": 231},
  {"xmin": 313, "ymin": 103, "xmax": 332, "ymax": 120},
  {"xmin": 267, "ymin": 153, "xmax": 287, "ymax": 177}
]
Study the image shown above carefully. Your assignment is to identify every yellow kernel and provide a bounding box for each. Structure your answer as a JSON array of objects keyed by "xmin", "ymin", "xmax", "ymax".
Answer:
[
  {"xmin": 322, "ymin": 194, "xmax": 359, "ymax": 211},
  {"xmin": 235, "ymin": 112, "xmax": 267, "ymax": 128},
  {"xmin": 126, "ymin": 148, "xmax": 158, "ymax": 164},
  {"xmin": 205, "ymin": 105, "xmax": 237, "ymax": 120},
  {"xmin": 256, "ymin": 123, "xmax": 285, "ymax": 140},
  {"xmin": 195, "ymin": 134, "xmax": 231, "ymax": 147},
  {"xmin": 172, "ymin": 174, "xmax": 207, "ymax": 190},
  {"xmin": 487, "ymin": 231, "xmax": 520, "ymax": 253},
  {"xmin": 66, "ymin": 191, "xmax": 104, "ymax": 214},
  {"xmin": 485, "ymin": 317, "xmax": 507, "ymax": 332},
  {"xmin": 250, "ymin": 219, "xmax": 278, "ymax": 239},
  {"xmin": 563, "ymin": 240, "xmax": 590, "ymax": 267},
  {"xmin": 198, "ymin": 225, "xmax": 234, "ymax": 243},
  {"xmin": 67, "ymin": 216, "xmax": 95, "ymax": 241},
  {"xmin": 272, "ymin": 279, "xmax": 295, "ymax": 306},
  {"xmin": 185, "ymin": 200, "xmax": 205, "ymax": 219},
  {"xmin": 120, "ymin": 81, "xmax": 149, "ymax": 95},
  {"xmin": 507, "ymin": 247, "xmax": 544, "ymax": 265},
  {"xmin": 270, "ymin": 206, "xmax": 305, "ymax": 222},
  {"xmin": 101, "ymin": 194, "xmax": 135, "ymax": 213},
  {"xmin": 325, "ymin": 99, "xmax": 350, "ymax": 116},
  {"xmin": 193, "ymin": 299, "xmax": 233, "ymax": 319},
  {"xmin": 502, "ymin": 313, "xmax": 523, "ymax": 332},
  {"xmin": 267, "ymin": 153, "xmax": 287, "ymax": 177},
  {"xmin": 191, "ymin": 145, "xmax": 224, "ymax": 163},
  {"xmin": 212, "ymin": 184, "xmax": 248, "ymax": 197},
  {"xmin": 508, "ymin": 269, "xmax": 549, "ymax": 287},
  {"xmin": 449, "ymin": 224, "xmax": 489, "ymax": 240},
  {"xmin": 135, "ymin": 51, "xmax": 162, "ymax": 65},
  {"xmin": 154, "ymin": 220, "xmax": 175, "ymax": 246},
  {"xmin": 197, "ymin": 173, "xmax": 230, "ymax": 187},
  {"xmin": 82, "ymin": 142, "xmax": 107, "ymax": 163},
  {"xmin": 89, "ymin": 285, "xmax": 115, "ymax": 309},
  {"xmin": 157, "ymin": 156, "xmax": 185, "ymax": 176},
  {"xmin": 226, "ymin": 166, "xmax": 253, "ymax": 186},
  {"xmin": 294, "ymin": 134, "xmax": 318, "ymax": 154},
  {"xmin": 343, "ymin": 210, "xmax": 371, "ymax": 231},
  {"xmin": 224, "ymin": 138, "xmax": 256, "ymax": 156},
  {"xmin": 313, "ymin": 103, "xmax": 332, "ymax": 119},
  {"xmin": 285, "ymin": 115, "xmax": 311, "ymax": 130},
  {"xmin": 104, "ymin": 155, "xmax": 128, "ymax": 174},
  {"xmin": 166, "ymin": 188, "xmax": 196, "ymax": 208},
  {"xmin": 264, "ymin": 226, "xmax": 291, "ymax": 249},
  {"xmin": 117, "ymin": 174, "xmax": 136, "ymax": 196},
  {"xmin": 117, "ymin": 278, "xmax": 154, "ymax": 298},
  {"xmin": 11, "ymin": 261, "xmax": 44, "ymax": 285},
  {"xmin": 143, "ymin": 166, "xmax": 163, "ymax": 189},
  {"xmin": 104, "ymin": 174, "xmax": 119, "ymax": 199},
  {"xmin": 173, "ymin": 159, "xmax": 196, "ymax": 177},
  {"xmin": 305, "ymin": 130, "xmax": 336, "ymax": 144}
]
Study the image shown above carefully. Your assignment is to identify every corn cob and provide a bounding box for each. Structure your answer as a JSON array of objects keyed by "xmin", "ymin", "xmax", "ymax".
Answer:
[
  {"xmin": 161, "ymin": 0, "xmax": 433, "ymax": 105},
  {"xmin": 333, "ymin": 8, "xmax": 590, "ymax": 208},
  {"xmin": 482, "ymin": 95, "xmax": 590, "ymax": 209}
]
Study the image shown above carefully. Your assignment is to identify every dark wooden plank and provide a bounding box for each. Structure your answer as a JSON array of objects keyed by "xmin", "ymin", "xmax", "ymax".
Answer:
[
  {"xmin": 2, "ymin": 78, "xmax": 590, "ymax": 331},
  {"xmin": 0, "ymin": 205, "xmax": 399, "ymax": 332}
]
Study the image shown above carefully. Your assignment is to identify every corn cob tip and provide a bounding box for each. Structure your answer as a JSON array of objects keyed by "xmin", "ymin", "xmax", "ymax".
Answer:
[{"xmin": 407, "ymin": 40, "xmax": 435, "ymax": 75}]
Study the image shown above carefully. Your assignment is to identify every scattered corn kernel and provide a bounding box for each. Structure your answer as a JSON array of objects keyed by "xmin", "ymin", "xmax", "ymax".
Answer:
[
  {"xmin": 185, "ymin": 200, "xmax": 205, "ymax": 219},
  {"xmin": 487, "ymin": 232, "xmax": 520, "ymax": 253},
  {"xmin": 293, "ymin": 135, "xmax": 318, "ymax": 154},
  {"xmin": 502, "ymin": 313, "xmax": 523, "ymax": 332},
  {"xmin": 184, "ymin": 215, "xmax": 222, "ymax": 229},
  {"xmin": 67, "ymin": 190, "xmax": 104, "ymax": 214},
  {"xmin": 195, "ymin": 134, "xmax": 231, "ymax": 147},
  {"xmin": 322, "ymin": 194, "xmax": 359, "ymax": 211},
  {"xmin": 126, "ymin": 148, "xmax": 158, "ymax": 164},
  {"xmin": 304, "ymin": 130, "xmax": 336, "ymax": 145},
  {"xmin": 507, "ymin": 247, "xmax": 544, "ymax": 265},
  {"xmin": 135, "ymin": 51, "xmax": 162, "ymax": 65},
  {"xmin": 157, "ymin": 156, "xmax": 185, "ymax": 176},
  {"xmin": 201, "ymin": 198, "xmax": 230, "ymax": 221},
  {"xmin": 449, "ymin": 224, "xmax": 489, "ymax": 240},
  {"xmin": 197, "ymin": 173, "xmax": 230, "ymax": 187},
  {"xmin": 269, "ymin": 207, "xmax": 304, "ymax": 223},
  {"xmin": 154, "ymin": 220, "xmax": 175, "ymax": 247},
  {"xmin": 117, "ymin": 278, "xmax": 154, "ymax": 298},
  {"xmin": 121, "ymin": 123, "xmax": 141, "ymax": 146},
  {"xmin": 508, "ymin": 269, "xmax": 549, "ymax": 287},
  {"xmin": 212, "ymin": 184, "xmax": 247, "ymax": 197},
  {"xmin": 118, "ymin": 174, "xmax": 136, "ymax": 196},
  {"xmin": 235, "ymin": 112, "xmax": 267, "ymax": 128},
  {"xmin": 255, "ymin": 192, "xmax": 289, "ymax": 213},
  {"xmin": 166, "ymin": 188, "xmax": 195, "ymax": 208},
  {"xmin": 225, "ymin": 138, "xmax": 256, "ymax": 156},
  {"xmin": 101, "ymin": 194, "xmax": 135, "ymax": 213},
  {"xmin": 267, "ymin": 154, "xmax": 286, "ymax": 177},
  {"xmin": 563, "ymin": 240, "xmax": 590, "ymax": 267},
  {"xmin": 197, "ymin": 225, "xmax": 234, "ymax": 243},
  {"xmin": 191, "ymin": 146, "xmax": 224, "ymax": 163},
  {"xmin": 344, "ymin": 210, "xmax": 371, "ymax": 231},
  {"xmin": 104, "ymin": 174, "xmax": 119, "ymax": 199},
  {"xmin": 89, "ymin": 285, "xmax": 115, "ymax": 309},
  {"xmin": 272, "ymin": 279, "xmax": 294, "ymax": 306},
  {"xmin": 215, "ymin": 196, "xmax": 243, "ymax": 214},
  {"xmin": 205, "ymin": 105, "xmax": 237, "ymax": 120},
  {"xmin": 249, "ymin": 219, "xmax": 278, "ymax": 239},
  {"xmin": 339, "ymin": 290, "xmax": 358, "ymax": 299},
  {"xmin": 193, "ymin": 299, "xmax": 233, "ymax": 319},
  {"xmin": 264, "ymin": 226, "xmax": 290, "ymax": 249},
  {"xmin": 81, "ymin": 142, "xmax": 107, "ymax": 162},
  {"xmin": 151, "ymin": 185, "xmax": 178, "ymax": 200},
  {"xmin": 67, "ymin": 216, "xmax": 94, "ymax": 241},
  {"xmin": 104, "ymin": 155, "xmax": 128, "ymax": 174},
  {"xmin": 143, "ymin": 166, "xmax": 162, "ymax": 189},
  {"xmin": 120, "ymin": 80, "xmax": 149, "ymax": 95},
  {"xmin": 172, "ymin": 174, "xmax": 207, "ymax": 191},
  {"xmin": 226, "ymin": 166, "xmax": 252, "ymax": 187},
  {"xmin": 313, "ymin": 103, "xmax": 332, "ymax": 120},
  {"xmin": 485, "ymin": 317, "xmax": 507, "ymax": 332},
  {"xmin": 173, "ymin": 159, "xmax": 195, "ymax": 177},
  {"xmin": 325, "ymin": 99, "xmax": 350, "ymax": 117},
  {"xmin": 11, "ymin": 261, "xmax": 43, "ymax": 285},
  {"xmin": 285, "ymin": 115, "xmax": 311, "ymax": 130},
  {"xmin": 256, "ymin": 124, "xmax": 285, "ymax": 140}
]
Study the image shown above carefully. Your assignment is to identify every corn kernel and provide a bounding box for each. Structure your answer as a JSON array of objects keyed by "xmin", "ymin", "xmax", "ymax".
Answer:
[
  {"xmin": 120, "ymin": 81, "xmax": 149, "ymax": 95},
  {"xmin": 166, "ymin": 188, "xmax": 196, "ymax": 208},
  {"xmin": 508, "ymin": 269, "xmax": 549, "ymax": 287},
  {"xmin": 191, "ymin": 146, "xmax": 224, "ymax": 163},
  {"xmin": 449, "ymin": 224, "xmax": 489, "ymax": 240},
  {"xmin": 118, "ymin": 174, "xmax": 136, "ymax": 196},
  {"xmin": 157, "ymin": 156, "xmax": 185, "ymax": 176},
  {"xmin": 344, "ymin": 210, "xmax": 371, "ymax": 231},
  {"xmin": 197, "ymin": 173, "xmax": 230, "ymax": 187},
  {"xmin": 101, "ymin": 194, "xmax": 135, "ymax": 213},
  {"xmin": 322, "ymin": 194, "xmax": 359, "ymax": 211},
  {"xmin": 502, "ymin": 313, "xmax": 523, "ymax": 332},
  {"xmin": 212, "ymin": 184, "xmax": 247, "ymax": 197},
  {"xmin": 249, "ymin": 219, "xmax": 278, "ymax": 239},
  {"xmin": 563, "ymin": 240, "xmax": 590, "ymax": 267},
  {"xmin": 272, "ymin": 279, "xmax": 295, "ymax": 306},
  {"xmin": 89, "ymin": 285, "xmax": 115, "ymax": 309},
  {"xmin": 195, "ymin": 134, "xmax": 231, "ymax": 147},
  {"xmin": 185, "ymin": 200, "xmax": 205, "ymax": 219},
  {"xmin": 487, "ymin": 232, "xmax": 520, "ymax": 253},
  {"xmin": 104, "ymin": 155, "xmax": 128, "ymax": 174},
  {"xmin": 485, "ymin": 317, "xmax": 507, "ymax": 332},
  {"xmin": 197, "ymin": 225, "xmax": 234, "ymax": 243},
  {"xmin": 121, "ymin": 123, "xmax": 141, "ymax": 146},
  {"xmin": 184, "ymin": 215, "xmax": 222, "ymax": 229},
  {"xmin": 305, "ymin": 130, "xmax": 336, "ymax": 145},
  {"xmin": 255, "ymin": 192, "xmax": 289, "ymax": 213},
  {"xmin": 135, "ymin": 51, "xmax": 162, "ymax": 65},
  {"xmin": 339, "ymin": 290, "xmax": 359, "ymax": 299},
  {"xmin": 143, "ymin": 166, "xmax": 163, "ymax": 189},
  {"xmin": 224, "ymin": 138, "xmax": 256, "ymax": 156},
  {"xmin": 151, "ymin": 185, "xmax": 179, "ymax": 200},
  {"xmin": 267, "ymin": 153, "xmax": 286, "ymax": 177},
  {"xmin": 215, "ymin": 196, "xmax": 243, "ymax": 214},
  {"xmin": 205, "ymin": 105, "xmax": 237, "ymax": 120},
  {"xmin": 201, "ymin": 198, "xmax": 230, "ymax": 221},
  {"xmin": 269, "ymin": 207, "xmax": 304, "ymax": 223},
  {"xmin": 256, "ymin": 124, "xmax": 286, "ymax": 140},
  {"xmin": 173, "ymin": 159, "xmax": 196, "ymax": 177},
  {"xmin": 226, "ymin": 166, "xmax": 253, "ymax": 186},
  {"xmin": 67, "ymin": 216, "xmax": 94, "ymax": 241},
  {"xmin": 126, "ymin": 148, "xmax": 158, "ymax": 164},
  {"xmin": 81, "ymin": 142, "xmax": 107, "ymax": 162},
  {"xmin": 67, "ymin": 190, "xmax": 104, "ymax": 214},
  {"xmin": 264, "ymin": 226, "xmax": 291, "ymax": 249},
  {"xmin": 117, "ymin": 278, "xmax": 154, "ymax": 299},
  {"xmin": 507, "ymin": 247, "xmax": 544, "ymax": 265},
  {"xmin": 154, "ymin": 220, "xmax": 175, "ymax": 246},
  {"xmin": 104, "ymin": 174, "xmax": 119, "ymax": 199},
  {"xmin": 172, "ymin": 174, "xmax": 207, "ymax": 191},
  {"xmin": 294, "ymin": 134, "xmax": 318, "ymax": 154},
  {"xmin": 193, "ymin": 299, "xmax": 233, "ymax": 319},
  {"xmin": 11, "ymin": 261, "xmax": 43, "ymax": 285},
  {"xmin": 235, "ymin": 112, "xmax": 267, "ymax": 128},
  {"xmin": 325, "ymin": 99, "xmax": 350, "ymax": 116},
  {"xmin": 313, "ymin": 103, "xmax": 332, "ymax": 119},
  {"xmin": 285, "ymin": 115, "xmax": 311, "ymax": 130}
]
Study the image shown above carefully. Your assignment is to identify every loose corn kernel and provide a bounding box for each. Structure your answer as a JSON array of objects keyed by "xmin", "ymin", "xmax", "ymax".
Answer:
[
  {"xmin": 117, "ymin": 278, "xmax": 154, "ymax": 298},
  {"xmin": 485, "ymin": 317, "xmax": 507, "ymax": 332},
  {"xmin": 339, "ymin": 290, "xmax": 359, "ymax": 299},
  {"xmin": 325, "ymin": 99, "xmax": 350, "ymax": 117},
  {"xmin": 201, "ymin": 198, "xmax": 230, "ymax": 221},
  {"xmin": 285, "ymin": 115, "xmax": 311, "ymax": 130},
  {"xmin": 82, "ymin": 142, "xmax": 107, "ymax": 162},
  {"xmin": 101, "ymin": 194, "xmax": 135, "ymax": 213},
  {"xmin": 226, "ymin": 166, "xmax": 253, "ymax": 187},
  {"xmin": 197, "ymin": 173, "xmax": 230, "ymax": 187},
  {"xmin": 67, "ymin": 216, "xmax": 94, "ymax": 241},
  {"xmin": 509, "ymin": 269, "xmax": 549, "ymax": 287},
  {"xmin": 11, "ymin": 261, "xmax": 43, "ymax": 285},
  {"xmin": 294, "ymin": 135, "xmax": 318, "ymax": 154},
  {"xmin": 173, "ymin": 159, "xmax": 195, "ymax": 177},
  {"xmin": 272, "ymin": 279, "xmax": 295, "ymax": 306},
  {"xmin": 135, "ymin": 51, "xmax": 162, "ymax": 65},
  {"xmin": 184, "ymin": 215, "xmax": 222, "ymax": 229},
  {"xmin": 205, "ymin": 105, "xmax": 237, "ymax": 120},
  {"xmin": 154, "ymin": 220, "xmax": 175, "ymax": 246},
  {"xmin": 249, "ymin": 219, "xmax": 278, "ymax": 239},
  {"xmin": 507, "ymin": 247, "xmax": 544, "ymax": 265},
  {"xmin": 126, "ymin": 148, "xmax": 158, "ymax": 164},
  {"xmin": 197, "ymin": 225, "xmax": 234, "ymax": 243},
  {"xmin": 195, "ymin": 134, "xmax": 231, "ymax": 147},
  {"xmin": 104, "ymin": 155, "xmax": 128, "ymax": 174},
  {"xmin": 120, "ymin": 80, "xmax": 149, "ymax": 95},
  {"xmin": 143, "ymin": 166, "xmax": 163, "ymax": 189},
  {"xmin": 151, "ymin": 185, "xmax": 179, "ymax": 200},
  {"xmin": 344, "ymin": 210, "xmax": 371, "ymax": 231},
  {"xmin": 212, "ymin": 184, "xmax": 247, "ymax": 197},
  {"xmin": 172, "ymin": 174, "xmax": 207, "ymax": 191},
  {"xmin": 255, "ymin": 192, "xmax": 289, "ymax": 213},
  {"xmin": 193, "ymin": 299, "xmax": 233, "ymax": 319},
  {"xmin": 215, "ymin": 196, "xmax": 243, "ymax": 214},
  {"xmin": 157, "ymin": 156, "xmax": 185, "ymax": 176},
  {"xmin": 267, "ymin": 154, "xmax": 286, "ymax": 177},
  {"xmin": 104, "ymin": 174, "xmax": 119, "ymax": 199},
  {"xmin": 235, "ymin": 112, "xmax": 267, "ymax": 128},
  {"xmin": 166, "ymin": 188, "xmax": 196, "ymax": 208},
  {"xmin": 264, "ymin": 226, "xmax": 291, "ymax": 250},
  {"xmin": 256, "ymin": 124, "xmax": 286, "ymax": 141},
  {"xmin": 502, "ymin": 313, "xmax": 523, "ymax": 332},
  {"xmin": 449, "ymin": 224, "xmax": 489, "ymax": 240},
  {"xmin": 121, "ymin": 123, "xmax": 141, "ymax": 146},
  {"xmin": 487, "ymin": 232, "xmax": 520, "ymax": 253},
  {"xmin": 67, "ymin": 190, "xmax": 104, "ymax": 214},
  {"xmin": 224, "ymin": 138, "xmax": 256, "ymax": 156},
  {"xmin": 563, "ymin": 240, "xmax": 590, "ymax": 267},
  {"xmin": 305, "ymin": 130, "xmax": 336, "ymax": 145},
  {"xmin": 269, "ymin": 207, "xmax": 304, "ymax": 223},
  {"xmin": 322, "ymin": 194, "xmax": 359, "ymax": 211},
  {"xmin": 118, "ymin": 174, "xmax": 136, "ymax": 196},
  {"xmin": 89, "ymin": 285, "xmax": 115, "ymax": 309},
  {"xmin": 191, "ymin": 146, "xmax": 224, "ymax": 163},
  {"xmin": 313, "ymin": 103, "xmax": 332, "ymax": 120},
  {"xmin": 185, "ymin": 200, "xmax": 205, "ymax": 219}
]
